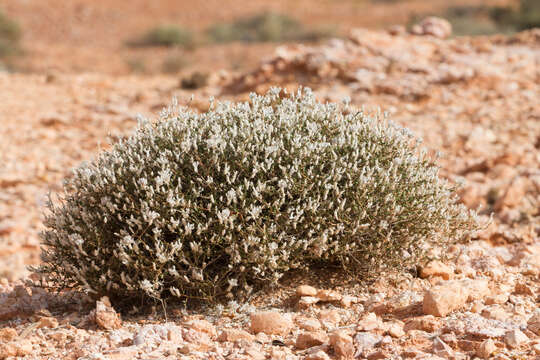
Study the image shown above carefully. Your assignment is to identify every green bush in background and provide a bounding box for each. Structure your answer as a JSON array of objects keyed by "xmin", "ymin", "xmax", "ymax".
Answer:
[
  {"xmin": 128, "ymin": 25, "xmax": 194, "ymax": 48},
  {"xmin": 0, "ymin": 9, "xmax": 21, "ymax": 58},
  {"xmin": 207, "ymin": 12, "xmax": 334, "ymax": 43}
]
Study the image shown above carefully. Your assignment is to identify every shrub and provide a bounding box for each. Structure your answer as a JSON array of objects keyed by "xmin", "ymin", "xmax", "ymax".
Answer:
[
  {"xmin": 0, "ymin": 9, "xmax": 21, "ymax": 57},
  {"xmin": 128, "ymin": 25, "xmax": 194, "ymax": 48},
  {"xmin": 126, "ymin": 58, "xmax": 147, "ymax": 74},
  {"xmin": 34, "ymin": 88, "xmax": 479, "ymax": 305},
  {"xmin": 161, "ymin": 55, "xmax": 189, "ymax": 74},
  {"xmin": 493, "ymin": 0, "xmax": 540, "ymax": 30},
  {"xmin": 207, "ymin": 12, "xmax": 334, "ymax": 43}
]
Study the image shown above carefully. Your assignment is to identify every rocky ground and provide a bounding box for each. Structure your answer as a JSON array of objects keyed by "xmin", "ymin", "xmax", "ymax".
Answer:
[{"xmin": 0, "ymin": 15, "xmax": 539, "ymax": 360}]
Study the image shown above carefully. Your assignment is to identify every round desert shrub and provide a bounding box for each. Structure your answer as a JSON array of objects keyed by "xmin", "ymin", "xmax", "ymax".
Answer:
[{"xmin": 35, "ymin": 88, "xmax": 478, "ymax": 305}]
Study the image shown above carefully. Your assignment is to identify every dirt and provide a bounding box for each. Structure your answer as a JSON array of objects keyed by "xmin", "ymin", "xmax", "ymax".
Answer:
[{"xmin": 0, "ymin": 0, "xmax": 538, "ymax": 359}]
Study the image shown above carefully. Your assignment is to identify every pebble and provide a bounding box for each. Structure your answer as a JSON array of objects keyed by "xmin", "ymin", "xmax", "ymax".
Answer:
[
  {"xmin": 94, "ymin": 297, "xmax": 121, "ymax": 330},
  {"xmin": 217, "ymin": 328, "xmax": 254, "ymax": 342},
  {"xmin": 476, "ymin": 339, "xmax": 497, "ymax": 359},
  {"xmin": 386, "ymin": 320, "xmax": 405, "ymax": 338},
  {"xmin": 296, "ymin": 316, "xmax": 322, "ymax": 331},
  {"xmin": 354, "ymin": 332, "xmax": 382, "ymax": 353},
  {"xmin": 420, "ymin": 261, "xmax": 454, "ymax": 280},
  {"xmin": 329, "ymin": 330, "xmax": 354, "ymax": 359},
  {"xmin": 0, "ymin": 328, "xmax": 17, "ymax": 342},
  {"xmin": 357, "ymin": 312, "xmax": 380, "ymax": 331},
  {"xmin": 297, "ymin": 285, "xmax": 318, "ymax": 297},
  {"xmin": 316, "ymin": 289, "xmax": 342, "ymax": 302},
  {"xmin": 423, "ymin": 279, "xmax": 490, "ymax": 317},
  {"xmin": 250, "ymin": 311, "xmax": 293, "ymax": 336},
  {"xmin": 185, "ymin": 319, "xmax": 217, "ymax": 338},
  {"xmin": 296, "ymin": 331, "xmax": 329, "ymax": 350},
  {"xmin": 504, "ymin": 329, "xmax": 528, "ymax": 348},
  {"xmin": 38, "ymin": 316, "xmax": 59, "ymax": 328},
  {"xmin": 305, "ymin": 350, "xmax": 331, "ymax": 360}
]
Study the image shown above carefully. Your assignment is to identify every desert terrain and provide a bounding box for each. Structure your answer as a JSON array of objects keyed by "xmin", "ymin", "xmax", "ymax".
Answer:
[{"xmin": 0, "ymin": 0, "xmax": 539, "ymax": 359}]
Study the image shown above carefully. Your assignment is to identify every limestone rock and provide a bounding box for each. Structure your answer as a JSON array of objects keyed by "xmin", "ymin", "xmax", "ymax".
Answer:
[
  {"xmin": 250, "ymin": 311, "xmax": 293, "ymax": 335},
  {"xmin": 316, "ymin": 289, "xmax": 342, "ymax": 302},
  {"xmin": 504, "ymin": 329, "xmax": 528, "ymax": 348},
  {"xmin": 423, "ymin": 279, "xmax": 490, "ymax": 317},
  {"xmin": 185, "ymin": 319, "xmax": 217, "ymax": 338},
  {"xmin": 297, "ymin": 285, "xmax": 318, "ymax": 297},
  {"xmin": 94, "ymin": 296, "xmax": 122, "ymax": 330},
  {"xmin": 38, "ymin": 316, "xmax": 58, "ymax": 329},
  {"xmin": 411, "ymin": 17, "xmax": 452, "ymax": 39},
  {"xmin": 329, "ymin": 330, "xmax": 354, "ymax": 359},
  {"xmin": 217, "ymin": 328, "xmax": 254, "ymax": 342},
  {"xmin": 296, "ymin": 331, "xmax": 329, "ymax": 350},
  {"xmin": 357, "ymin": 312, "xmax": 380, "ymax": 331},
  {"xmin": 420, "ymin": 261, "xmax": 454, "ymax": 280},
  {"xmin": 296, "ymin": 316, "xmax": 322, "ymax": 331},
  {"xmin": 476, "ymin": 339, "xmax": 497, "ymax": 359}
]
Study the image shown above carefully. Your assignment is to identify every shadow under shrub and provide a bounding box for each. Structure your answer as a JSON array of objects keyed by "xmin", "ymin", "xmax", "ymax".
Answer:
[{"xmin": 34, "ymin": 88, "xmax": 479, "ymax": 306}]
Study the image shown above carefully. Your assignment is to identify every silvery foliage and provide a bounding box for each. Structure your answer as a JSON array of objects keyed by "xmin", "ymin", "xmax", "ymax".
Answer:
[{"xmin": 35, "ymin": 87, "xmax": 479, "ymax": 303}]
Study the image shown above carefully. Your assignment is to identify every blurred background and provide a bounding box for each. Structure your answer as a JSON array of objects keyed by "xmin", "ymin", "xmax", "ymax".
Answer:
[{"xmin": 1, "ymin": 0, "xmax": 537, "ymax": 75}]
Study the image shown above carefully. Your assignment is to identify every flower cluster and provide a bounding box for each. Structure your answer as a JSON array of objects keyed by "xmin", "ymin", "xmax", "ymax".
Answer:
[{"xmin": 34, "ymin": 88, "xmax": 479, "ymax": 304}]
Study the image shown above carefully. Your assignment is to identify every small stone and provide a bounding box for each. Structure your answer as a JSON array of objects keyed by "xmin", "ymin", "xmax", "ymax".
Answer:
[
  {"xmin": 104, "ymin": 346, "xmax": 139, "ymax": 360},
  {"xmin": 355, "ymin": 332, "xmax": 383, "ymax": 352},
  {"xmin": 476, "ymin": 339, "xmax": 497, "ymax": 359},
  {"xmin": 485, "ymin": 293, "xmax": 508, "ymax": 305},
  {"xmin": 432, "ymin": 337, "xmax": 455, "ymax": 358},
  {"xmin": 245, "ymin": 346, "xmax": 266, "ymax": 360},
  {"xmin": 296, "ymin": 331, "xmax": 329, "ymax": 350},
  {"xmin": 404, "ymin": 315, "xmax": 440, "ymax": 333},
  {"xmin": 0, "ymin": 343, "xmax": 17, "ymax": 359},
  {"xmin": 420, "ymin": 261, "xmax": 454, "ymax": 280},
  {"xmin": 388, "ymin": 25, "xmax": 406, "ymax": 36},
  {"xmin": 386, "ymin": 321, "xmax": 405, "ymax": 338},
  {"xmin": 340, "ymin": 295, "xmax": 357, "ymax": 308},
  {"xmin": 296, "ymin": 316, "xmax": 322, "ymax": 331},
  {"xmin": 182, "ymin": 329, "xmax": 212, "ymax": 351},
  {"xmin": 514, "ymin": 282, "xmax": 534, "ymax": 296},
  {"xmin": 423, "ymin": 279, "xmax": 489, "ymax": 317},
  {"xmin": 470, "ymin": 302, "xmax": 485, "ymax": 313},
  {"xmin": 255, "ymin": 332, "xmax": 270, "ymax": 343},
  {"xmin": 0, "ymin": 328, "xmax": 17, "ymax": 342},
  {"xmin": 481, "ymin": 306, "xmax": 509, "ymax": 321},
  {"xmin": 299, "ymin": 296, "xmax": 320, "ymax": 308},
  {"xmin": 217, "ymin": 328, "xmax": 254, "ymax": 342},
  {"xmin": 297, "ymin": 285, "xmax": 318, "ymax": 297},
  {"xmin": 494, "ymin": 177, "xmax": 527, "ymax": 210},
  {"xmin": 457, "ymin": 340, "xmax": 476, "ymax": 352},
  {"xmin": 250, "ymin": 311, "xmax": 293, "ymax": 336},
  {"xmin": 186, "ymin": 319, "xmax": 217, "ymax": 338},
  {"xmin": 412, "ymin": 17, "xmax": 452, "ymax": 38},
  {"xmin": 94, "ymin": 297, "xmax": 122, "ymax": 330},
  {"xmin": 358, "ymin": 312, "xmax": 380, "ymax": 331},
  {"xmin": 319, "ymin": 309, "xmax": 341, "ymax": 326},
  {"xmin": 306, "ymin": 350, "xmax": 331, "ymax": 360},
  {"xmin": 317, "ymin": 289, "xmax": 342, "ymax": 302},
  {"xmin": 38, "ymin": 316, "xmax": 59, "ymax": 329},
  {"xmin": 367, "ymin": 350, "xmax": 387, "ymax": 360},
  {"xmin": 527, "ymin": 313, "xmax": 540, "ymax": 335},
  {"xmin": 7, "ymin": 340, "xmax": 32, "ymax": 357},
  {"xmin": 504, "ymin": 329, "xmax": 528, "ymax": 348},
  {"xmin": 533, "ymin": 342, "xmax": 540, "ymax": 355},
  {"xmin": 329, "ymin": 330, "xmax": 354, "ymax": 359}
]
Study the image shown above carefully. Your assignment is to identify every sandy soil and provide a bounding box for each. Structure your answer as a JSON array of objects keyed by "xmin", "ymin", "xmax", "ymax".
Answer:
[{"xmin": 0, "ymin": 1, "xmax": 538, "ymax": 359}]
